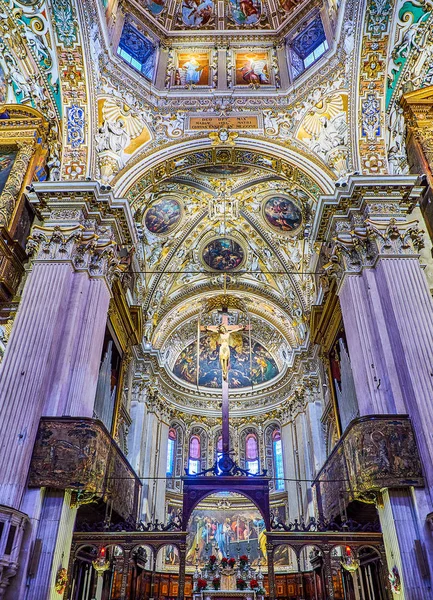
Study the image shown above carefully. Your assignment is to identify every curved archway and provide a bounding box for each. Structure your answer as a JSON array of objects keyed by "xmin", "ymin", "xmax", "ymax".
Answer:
[
  {"xmin": 182, "ymin": 477, "xmax": 271, "ymax": 529},
  {"xmin": 113, "ymin": 136, "xmax": 335, "ymax": 197}
]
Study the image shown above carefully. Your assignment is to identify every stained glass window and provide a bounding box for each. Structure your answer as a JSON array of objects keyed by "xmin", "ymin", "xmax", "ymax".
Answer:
[
  {"xmin": 289, "ymin": 17, "xmax": 328, "ymax": 79},
  {"xmin": 188, "ymin": 435, "xmax": 201, "ymax": 474},
  {"xmin": 246, "ymin": 433, "xmax": 259, "ymax": 474},
  {"xmin": 166, "ymin": 428, "xmax": 176, "ymax": 476},
  {"xmin": 273, "ymin": 430, "xmax": 284, "ymax": 490},
  {"xmin": 117, "ymin": 22, "xmax": 156, "ymax": 81}
]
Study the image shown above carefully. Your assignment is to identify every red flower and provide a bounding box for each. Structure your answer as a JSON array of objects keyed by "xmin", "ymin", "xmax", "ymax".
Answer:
[
  {"xmin": 197, "ymin": 578, "xmax": 207, "ymax": 590},
  {"xmin": 228, "ymin": 558, "xmax": 236, "ymax": 567},
  {"xmin": 209, "ymin": 555, "xmax": 217, "ymax": 563},
  {"xmin": 212, "ymin": 577, "xmax": 220, "ymax": 584},
  {"xmin": 250, "ymin": 579, "xmax": 259, "ymax": 589},
  {"xmin": 240, "ymin": 555, "xmax": 249, "ymax": 562},
  {"xmin": 221, "ymin": 557, "xmax": 228, "ymax": 563}
]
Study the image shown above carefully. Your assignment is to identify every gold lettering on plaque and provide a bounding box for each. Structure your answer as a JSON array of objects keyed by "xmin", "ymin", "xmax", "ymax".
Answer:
[{"xmin": 189, "ymin": 116, "xmax": 259, "ymax": 130}]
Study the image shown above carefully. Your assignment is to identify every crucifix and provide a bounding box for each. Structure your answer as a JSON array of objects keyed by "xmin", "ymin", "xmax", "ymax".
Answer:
[{"xmin": 201, "ymin": 307, "xmax": 251, "ymax": 456}]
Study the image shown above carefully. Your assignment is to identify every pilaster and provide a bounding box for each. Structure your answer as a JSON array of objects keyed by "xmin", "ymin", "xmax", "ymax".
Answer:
[
  {"xmin": 0, "ymin": 181, "xmax": 136, "ymax": 599},
  {"xmin": 141, "ymin": 388, "xmax": 170, "ymax": 522},
  {"xmin": 313, "ymin": 175, "xmax": 433, "ymax": 593}
]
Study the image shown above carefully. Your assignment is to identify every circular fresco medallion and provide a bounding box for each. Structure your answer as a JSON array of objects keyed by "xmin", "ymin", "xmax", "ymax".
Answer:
[
  {"xmin": 197, "ymin": 165, "xmax": 250, "ymax": 177},
  {"xmin": 263, "ymin": 196, "xmax": 302, "ymax": 233},
  {"xmin": 202, "ymin": 238, "xmax": 245, "ymax": 271},
  {"xmin": 145, "ymin": 198, "xmax": 182, "ymax": 235}
]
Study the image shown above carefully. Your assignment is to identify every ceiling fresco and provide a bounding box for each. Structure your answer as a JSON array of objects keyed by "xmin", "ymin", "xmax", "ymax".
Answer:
[
  {"xmin": 263, "ymin": 196, "xmax": 303, "ymax": 233},
  {"xmin": 173, "ymin": 334, "xmax": 279, "ymax": 388},
  {"xmin": 118, "ymin": 0, "xmax": 310, "ymax": 35},
  {"xmin": 145, "ymin": 197, "xmax": 183, "ymax": 234},
  {"xmin": 202, "ymin": 238, "xmax": 246, "ymax": 271}
]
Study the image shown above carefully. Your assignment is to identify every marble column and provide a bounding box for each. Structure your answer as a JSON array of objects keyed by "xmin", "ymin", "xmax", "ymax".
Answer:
[
  {"xmin": 280, "ymin": 420, "xmax": 301, "ymax": 520},
  {"xmin": 0, "ymin": 182, "xmax": 135, "ymax": 600},
  {"xmin": 315, "ymin": 176, "xmax": 433, "ymax": 597},
  {"xmin": 128, "ymin": 381, "xmax": 149, "ymax": 477},
  {"xmin": 141, "ymin": 399, "xmax": 169, "ymax": 523},
  {"xmin": 378, "ymin": 488, "xmax": 432, "ymax": 599}
]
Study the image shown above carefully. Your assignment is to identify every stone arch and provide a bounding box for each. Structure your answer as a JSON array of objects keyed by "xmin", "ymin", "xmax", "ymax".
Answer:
[{"xmin": 113, "ymin": 135, "xmax": 335, "ymax": 198}]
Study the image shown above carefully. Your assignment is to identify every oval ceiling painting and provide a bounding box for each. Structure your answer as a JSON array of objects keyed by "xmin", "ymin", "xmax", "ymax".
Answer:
[
  {"xmin": 202, "ymin": 238, "xmax": 245, "ymax": 271},
  {"xmin": 263, "ymin": 196, "xmax": 302, "ymax": 233},
  {"xmin": 197, "ymin": 165, "xmax": 250, "ymax": 176},
  {"xmin": 145, "ymin": 198, "xmax": 182, "ymax": 235},
  {"xmin": 173, "ymin": 336, "xmax": 279, "ymax": 388},
  {"xmin": 230, "ymin": 0, "xmax": 261, "ymax": 25}
]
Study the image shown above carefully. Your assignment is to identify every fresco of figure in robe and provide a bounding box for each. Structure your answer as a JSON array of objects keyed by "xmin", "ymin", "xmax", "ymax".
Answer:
[
  {"xmin": 175, "ymin": 53, "xmax": 209, "ymax": 86},
  {"xmin": 181, "ymin": 0, "xmax": 214, "ymax": 27},
  {"xmin": 230, "ymin": 0, "xmax": 261, "ymax": 25},
  {"xmin": 235, "ymin": 52, "xmax": 270, "ymax": 85},
  {"xmin": 278, "ymin": 0, "xmax": 302, "ymax": 11},
  {"xmin": 146, "ymin": 0, "xmax": 165, "ymax": 14}
]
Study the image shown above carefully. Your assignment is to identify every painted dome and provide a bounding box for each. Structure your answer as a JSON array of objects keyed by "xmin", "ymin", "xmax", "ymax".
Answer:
[{"xmin": 172, "ymin": 334, "xmax": 279, "ymax": 388}]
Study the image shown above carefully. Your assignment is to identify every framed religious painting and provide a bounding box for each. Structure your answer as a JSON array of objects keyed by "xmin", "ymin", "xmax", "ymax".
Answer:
[
  {"xmin": 260, "ymin": 192, "xmax": 303, "ymax": 236},
  {"xmin": 144, "ymin": 195, "xmax": 184, "ymax": 236},
  {"xmin": 173, "ymin": 50, "xmax": 211, "ymax": 87},
  {"xmin": 229, "ymin": 0, "xmax": 262, "ymax": 25},
  {"xmin": 199, "ymin": 235, "xmax": 247, "ymax": 272},
  {"xmin": 234, "ymin": 50, "xmax": 272, "ymax": 86}
]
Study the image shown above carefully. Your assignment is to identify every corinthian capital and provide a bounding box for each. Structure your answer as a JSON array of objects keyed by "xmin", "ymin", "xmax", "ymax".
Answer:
[
  {"xmin": 26, "ymin": 223, "xmax": 126, "ymax": 283},
  {"xmin": 313, "ymin": 175, "xmax": 427, "ymax": 290}
]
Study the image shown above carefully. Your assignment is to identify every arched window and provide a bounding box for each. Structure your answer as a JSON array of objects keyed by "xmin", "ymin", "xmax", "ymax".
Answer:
[
  {"xmin": 215, "ymin": 435, "xmax": 223, "ymax": 474},
  {"xmin": 245, "ymin": 433, "xmax": 259, "ymax": 474},
  {"xmin": 166, "ymin": 428, "xmax": 176, "ymax": 477},
  {"xmin": 273, "ymin": 430, "xmax": 284, "ymax": 490},
  {"xmin": 188, "ymin": 435, "xmax": 201, "ymax": 474}
]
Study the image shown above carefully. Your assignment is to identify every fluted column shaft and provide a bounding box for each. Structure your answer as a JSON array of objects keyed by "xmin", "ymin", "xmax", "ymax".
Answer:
[
  {"xmin": 340, "ymin": 257, "xmax": 433, "ymax": 491},
  {"xmin": 280, "ymin": 421, "xmax": 301, "ymax": 520},
  {"xmin": 0, "ymin": 262, "xmax": 110, "ymax": 510},
  {"xmin": 141, "ymin": 412, "xmax": 169, "ymax": 522},
  {"xmin": 339, "ymin": 257, "xmax": 433, "ymax": 597}
]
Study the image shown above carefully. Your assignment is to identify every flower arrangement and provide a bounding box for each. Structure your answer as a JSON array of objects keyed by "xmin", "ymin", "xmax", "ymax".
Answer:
[
  {"xmin": 212, "ymin": 577, "xmax": 221, "ymax": 590},
  {"xmin": 196, "ymin": 578, "xmax": 208, "ymax": 592},
  {"xmin": 54, "ymin": 568, "xmax": 68, "ymax": 595},
  {"xmin": 389, "ymin": 566, "xmax": 401, "ymax": 594},
  {"xmin": 236, "ymin": 578, "xmax": 247, "ymax": 590},
  {"xmin": 239, "ymin": 555, "xmax": 249, "ymax": 567},
  {"xmin": 228, "ymin": 558, "xmax": 236, "ymax": 568},
  {"xmin": 209, "ymin": 555, "xmax": 217, "ymax": 564},
  {"xmin": 250, "ymin": 579, "xmax": 259, "ymax": 589}
]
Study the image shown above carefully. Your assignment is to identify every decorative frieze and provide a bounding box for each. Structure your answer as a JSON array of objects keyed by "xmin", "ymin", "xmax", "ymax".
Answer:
[{"xmin": 24, "ymin": 181, "xmax": 137, "ymax": 285}]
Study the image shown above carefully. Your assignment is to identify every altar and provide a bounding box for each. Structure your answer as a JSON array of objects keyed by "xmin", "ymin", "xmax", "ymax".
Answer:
[{"xmin": 194, "ymin": 590, "xmax": 256, "ymax": 600}]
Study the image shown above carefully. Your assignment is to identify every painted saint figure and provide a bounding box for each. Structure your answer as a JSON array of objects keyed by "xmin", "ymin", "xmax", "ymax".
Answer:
[{"xmin": 183, "ymin": 56, "xmax": 204, "ymax": 84}]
